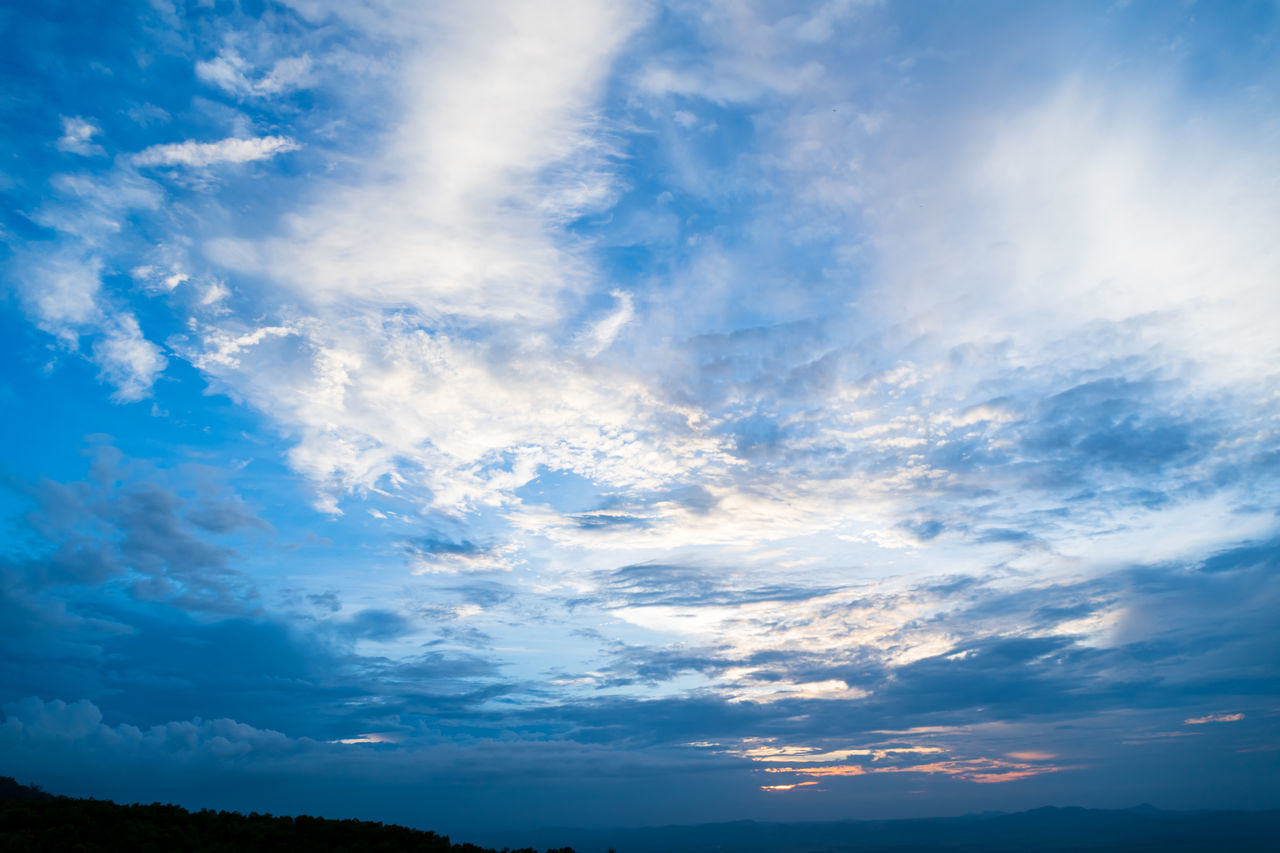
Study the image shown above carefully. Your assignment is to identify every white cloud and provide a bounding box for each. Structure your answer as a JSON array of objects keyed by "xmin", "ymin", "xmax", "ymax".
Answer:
[
  {"xmin": 184, "ymin": 314, "xmax": 729, "ymax": 514},
  {"xmin": 32, "ymin": 171, "xmax": 162, "ymax": 245},
  {"xmin": 865, "ymin": 81, "xmax": 1280, "ymax": 388},
  {"xmin": 131, "ymin": 264, "xmax": 190, "ymax": 292},
  {"xmin": 55, "ymin": 116, "xmax": 105, "ymax": 156},
  {"xmin": 209, "ymin": 1, "xmax": 642, "ymax": 317},
  {"xmin": 634, "ymin": 1, "xmax": 868, "ymax": 103},
  {"xmin": 11, "ymin": 253, "xmax": 164, "ymax": 400},
  {"xmin": 16, "ymin": 252, "xmax": 103, "ymax": 337},
  {"xmin": 579, "ymin": 290, "xmax": 635, "ymax": 356},
  {"xmin": 134, "ymin": 135, "xmax": 299, "ymax": 168},
  {"xmin": 186, "ymin": 0, "xmax": 691, "ymax": 513},
  {"xmin": 196, "ymin": 49, "xmax": 314, "ymax": 98},
  {"xmin": 93, "ymin": 313, "xmax": 168, "ymax": 402}
]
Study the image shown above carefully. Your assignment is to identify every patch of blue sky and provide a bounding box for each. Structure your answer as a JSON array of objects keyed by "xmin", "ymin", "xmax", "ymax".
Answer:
[{"xmin": 514, "ymin": 466, "xmax": 610, "ymax": 515}]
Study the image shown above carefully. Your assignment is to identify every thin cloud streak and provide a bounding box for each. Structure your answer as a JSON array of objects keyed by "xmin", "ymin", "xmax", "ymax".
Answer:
[{"xmin": 133, "ymin": 135, "xmax": 300, "ymax": 168}]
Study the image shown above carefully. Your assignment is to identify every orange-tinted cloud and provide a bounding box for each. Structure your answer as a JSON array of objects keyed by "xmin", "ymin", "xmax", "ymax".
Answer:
[
  {"xmin": 763, "ymin": 764, "xmax": 868, "ymax": 777},
  {"xmin": 760, "ymin": 755, "xmax": 1070, "ymax": 785},
  {"xmin": 1185, "ymin": 712, "xmax": 1244, "ymax": 724},
  {"xmin": 760, "ymin": 781, "xmax": 820, "ymax": 792}
]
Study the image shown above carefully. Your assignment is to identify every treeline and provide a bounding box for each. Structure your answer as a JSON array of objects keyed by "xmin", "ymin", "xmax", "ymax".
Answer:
[{"xmin": 0, "ymin": 777, "xmax": 578, "ymax": 853}]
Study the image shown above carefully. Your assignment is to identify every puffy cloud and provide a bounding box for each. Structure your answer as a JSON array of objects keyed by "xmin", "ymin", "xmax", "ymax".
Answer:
[
  {"xmin": 55, "ymin": 116, "xmax": 104, "ymax": 157},
  {"xmin": 0, "ymin": 697, "xmax": 311, "ymax": 760}
]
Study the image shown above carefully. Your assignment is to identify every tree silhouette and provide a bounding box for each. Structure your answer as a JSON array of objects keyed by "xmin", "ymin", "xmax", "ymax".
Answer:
[{"xmin": 0, "ymin": 777, "xmax": 580, "ymax": 853}]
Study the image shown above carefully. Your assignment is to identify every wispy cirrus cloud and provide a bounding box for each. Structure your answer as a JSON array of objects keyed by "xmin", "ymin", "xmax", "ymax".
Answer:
[
  {"xmin": 196, "ymin": 50, "xmax": 314, "ymax": 98},
  {"xmin": 1185, "ymin": 713, "xmax": 1245, "ymax": 725},
  {"xmin": 9, "ymin": 250, "xmax": 167, "ymax": 402},
  {"xmin": 133, "ymin": 135, "xmax": 299, "ymax": 168}
]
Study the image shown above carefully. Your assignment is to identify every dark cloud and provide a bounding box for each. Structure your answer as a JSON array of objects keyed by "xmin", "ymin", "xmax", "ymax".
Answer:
[
  {"xmin": 403, "ymin": 536, "xmax": 486, "ymax": 557},
  {"xmin": 560, "ymin": 540, "xmax": 1280, "ymax": 752},
  {"xmin": 974, "ymin": 527, "xmax": 1038, "ymax": 544},
  {"xmin": 383, "ymin": 651, "xmax": 501, "ymax": 682},
  {"xmin": 306, "ymin": 590, "xmax": 342, "ymax": 612},
  {"xmin": 437, "ymin": 581, "xmax": 516, "ymax": 609},
  {"xmin": 1022, "ymin": 378, "xmax": 1206, "ymax": 476},
  {"xmin": 186, "ymin": 495, "xmax": 269, "ymax": 534},
  {"xmin": 0, "ymin": 449, "xmax": 520, "ymax": 743},
  {"xmin": 726, "ymin": 413, "xmax": 787, "ymax": 459},
  {"xmin": 1198, "ymin": 539, "xmax": 1278, "ymax": 574},
  {"xmin": 572, "ymin": 512, "xmax": 650, "ymax": 530},
  {"xmin": 2, "ymin": 444, "xmax": 270, "ymax": 612},
  {"xmin": 336, "ymin": 608, "xmax": 413, "ymax": 642},
  {"xmin": 586, "ymin": 562, "xmax": 842, "ymax": 608},
  {"xmin": 659, "ymin": 484, "xmax": 719, "ymax": 513},
  {"xmin": 898, "ymin": 518, "xmax": 945, "ymax": 541},
  {"xmin": 1, "ymin": 462, "xmax": 1276, "ymax": 830},
  {"xmin": 596, "ymin": 644, "xmax": 738, "ymax": 686}
]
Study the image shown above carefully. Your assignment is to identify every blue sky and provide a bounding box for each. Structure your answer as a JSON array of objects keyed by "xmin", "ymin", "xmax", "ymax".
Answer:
[{"xmin": 1, "ymin": 0, "xmax": 1278, "ymax": 834}]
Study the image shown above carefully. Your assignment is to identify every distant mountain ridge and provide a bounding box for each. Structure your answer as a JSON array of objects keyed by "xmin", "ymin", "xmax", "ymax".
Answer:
[
  {"xmin": 3, "ymin": 776, "xmax": 1277, "ymax": 852},
  {"xmin": 472, "ymin": 804, "xmax": 1280, "ymax": 853}
]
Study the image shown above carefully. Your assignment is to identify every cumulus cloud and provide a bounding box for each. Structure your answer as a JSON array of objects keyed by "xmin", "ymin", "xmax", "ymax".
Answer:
[
  {"xmin": 55, "ymin": 116, "xmax": 104, "ymax": 156},
  {"xmin": 0, "ymin": 697, "xmax": 309, "ymax": 759},
  {"xmin": 0, "ymin": 695, "xmax": 757, "ymax": 832}
]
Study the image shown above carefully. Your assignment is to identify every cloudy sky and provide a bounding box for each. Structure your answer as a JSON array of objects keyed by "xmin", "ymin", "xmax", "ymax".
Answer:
[{"xmin": 2, "ymin": 0, "xmax": 1278, "ymax": 835}]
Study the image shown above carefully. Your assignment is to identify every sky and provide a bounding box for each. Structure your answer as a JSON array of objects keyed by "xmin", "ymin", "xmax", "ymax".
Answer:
[{"xmin": 1, "ymin": 0, "xmax": 1278, "ymax": 836}]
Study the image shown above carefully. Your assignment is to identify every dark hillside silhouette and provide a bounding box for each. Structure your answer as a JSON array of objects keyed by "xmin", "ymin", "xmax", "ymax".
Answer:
[{"xmin": 0, "ymin": 777, "xmax": 577, "ymax": 853}]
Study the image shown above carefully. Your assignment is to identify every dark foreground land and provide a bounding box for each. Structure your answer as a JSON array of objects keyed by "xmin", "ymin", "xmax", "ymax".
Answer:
[
  {"xmin": 0, "ymin": 777, "xmax": 575, "ymax": 853},
  {"xmin": 4, "ymin": 776, "xmax": 1278, "ymax": 852}
]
